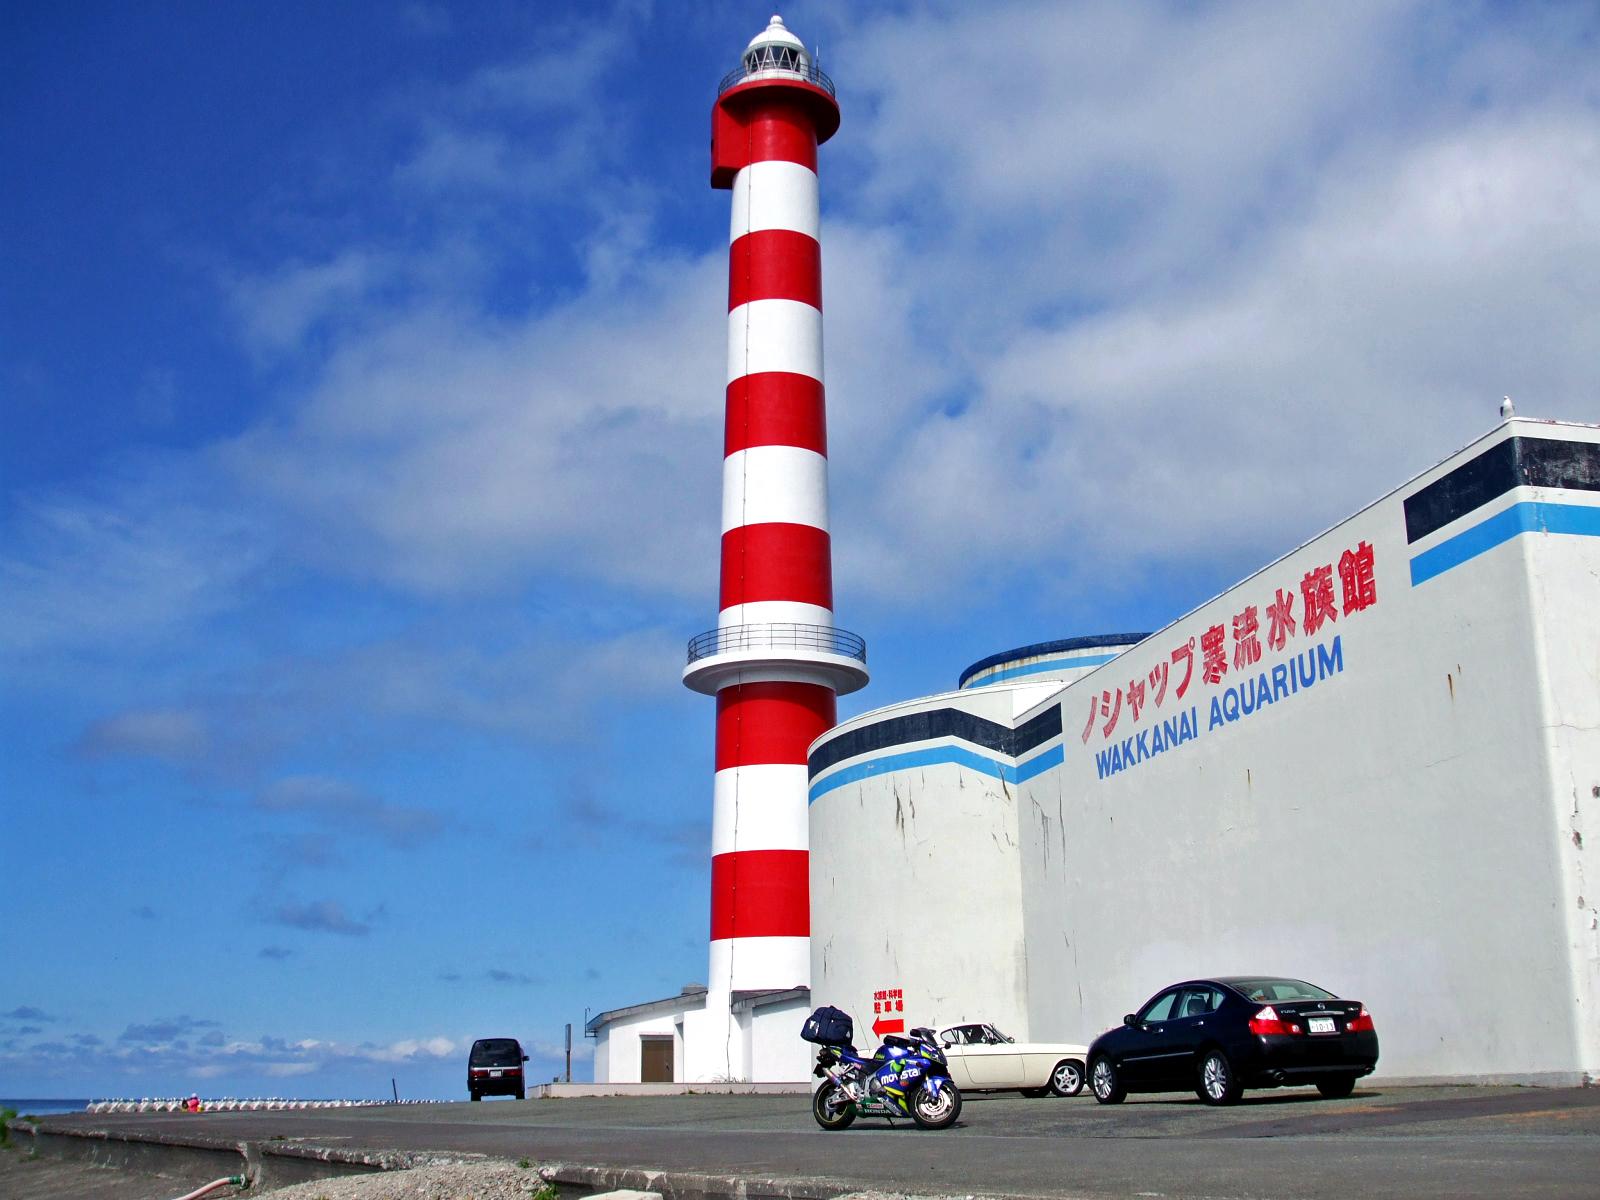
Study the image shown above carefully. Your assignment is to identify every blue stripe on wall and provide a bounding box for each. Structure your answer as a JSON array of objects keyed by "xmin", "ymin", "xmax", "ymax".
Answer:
[
  {"xmin": 1410, "ymin": 501, "xmax": 1600, "ymax": 586},
  {"xmin": 808, "ymin": 743, "xmax": 1064, "ymax": 803},
  {"xmin": 967, "ymin": 654, "xmax": 1119, "ymax": 687}
]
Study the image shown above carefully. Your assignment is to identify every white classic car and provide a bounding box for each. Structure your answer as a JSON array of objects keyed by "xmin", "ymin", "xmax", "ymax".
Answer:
[{"xmin": 935, "ymin": 1022, "xmax": 1088, "ymax": 1096}]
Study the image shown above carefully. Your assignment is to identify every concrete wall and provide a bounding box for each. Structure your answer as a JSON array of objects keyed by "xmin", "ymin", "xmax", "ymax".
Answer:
[
  {"xmin": 742, "ymin": 995, "xmax": 813, "ymax": 1080},
  {"xmin": 810, "ymin": 687, "xmax": 1035, "ymax": 1039},
  {"xmin": 809, "ymin": 418, "xmax": 1600, "ymax": 1083},
  {"xmin": 1523, "ymin": 479, "xmax": 1600, "ymax": 1075}
]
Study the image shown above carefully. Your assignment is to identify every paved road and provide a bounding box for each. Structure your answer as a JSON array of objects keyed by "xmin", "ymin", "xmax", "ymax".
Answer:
[{"xmin": 37, "ymin": 1085, "xmax": 1600, "ymax": 1199}]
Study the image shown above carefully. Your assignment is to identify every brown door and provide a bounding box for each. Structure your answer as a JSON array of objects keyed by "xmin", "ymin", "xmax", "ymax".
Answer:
[{"xmin": 641, "ymin": 1037, "xmax": 673, "ymax": 1083}]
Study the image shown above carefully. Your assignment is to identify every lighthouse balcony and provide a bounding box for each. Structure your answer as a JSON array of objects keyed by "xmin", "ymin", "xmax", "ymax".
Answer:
[
  {"xmin": 718, "ymin": 61, "xmax": 835, "ymax": 98},
  {"xmin": 683, "ymin": 622, "xmax": 868, "ymax": 696}
]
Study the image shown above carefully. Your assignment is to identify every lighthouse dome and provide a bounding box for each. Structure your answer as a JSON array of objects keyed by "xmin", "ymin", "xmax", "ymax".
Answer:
[{"xmin": 742, "ymin": 14, "xmax": 811, "ymax": 79}]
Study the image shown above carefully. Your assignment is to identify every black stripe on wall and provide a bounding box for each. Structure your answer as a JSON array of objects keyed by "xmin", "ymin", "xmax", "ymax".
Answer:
[
  {"xmin": 1404, "ymin": 436, "xmax": 1600, "ymax": 544},
  {"xmin": 808, "ymin": 704, "xmax": 1064, "ymax": 779}
]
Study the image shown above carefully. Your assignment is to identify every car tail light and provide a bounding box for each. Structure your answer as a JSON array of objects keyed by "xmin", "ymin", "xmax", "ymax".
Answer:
[
  {"xmin": 1347, "ymin": 1006, "xmax": 1375, "ymax": 1033},
  {"xmin": 1248, "ymin": 1005, "xmax": 1296, "ymax": 1036}
]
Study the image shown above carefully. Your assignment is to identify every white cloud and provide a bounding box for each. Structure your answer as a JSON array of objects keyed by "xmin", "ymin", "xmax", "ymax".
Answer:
[
  {"xmin": 813, "ymin": 2, "xmax": 1600, "ymax": 608},
  {"xmin": 76, "ymin": 707, "xmax": 210, "ymax": 765},
  {"xmin": 394, "ymin": 19, "xmax": 630, "ymax": 198},
  {"xmin": 10, "ymin": 0, "xmax": 1599, "ymax": 699},
  {"xmin": 254, "ymin": 775, "xmax": 445, "ymax": 848},
  {"xmin": 272, "ymin": 899, "xmax": 374, "ymax": 937},
  {"xmin": 230, "ymin": 251, "xmax": 394, "ymax": 354},
  {"xmin": 0, "ymin": 472, "xmax": 265, "ymax": 658},
  {"xmin": 221, "ymin": 248, "xmax": 729, "ymax": 599}
]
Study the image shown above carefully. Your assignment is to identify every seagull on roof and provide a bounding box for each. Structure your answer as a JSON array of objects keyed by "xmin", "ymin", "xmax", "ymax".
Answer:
[{"xmin": 1500, "ymin": 395, "xmax": 1514, "ymax": 419}]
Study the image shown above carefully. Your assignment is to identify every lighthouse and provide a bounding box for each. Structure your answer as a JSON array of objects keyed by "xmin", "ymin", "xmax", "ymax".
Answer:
[{"xmin": 681, "ymin": 13, "xmax": 868, "ymax": 1081}]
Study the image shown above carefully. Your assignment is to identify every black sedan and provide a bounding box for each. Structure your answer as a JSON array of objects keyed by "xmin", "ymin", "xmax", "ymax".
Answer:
[{"xmin": 1086, "ymin": 976, "xmax": 1378, "ymax": 1105}]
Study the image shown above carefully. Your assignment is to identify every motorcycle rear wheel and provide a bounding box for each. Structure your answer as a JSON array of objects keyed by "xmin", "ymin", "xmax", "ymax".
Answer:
[
  {"xmin": 812, "ymin": 1081, "xmax": 856, "ymax": 1131},
  {"xmin": 910, "ymin": 1080, "xmax": 962, "ymax": 1130}
]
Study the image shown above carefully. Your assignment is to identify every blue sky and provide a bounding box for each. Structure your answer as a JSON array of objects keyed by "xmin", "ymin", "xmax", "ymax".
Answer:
[{"xmin": 3, "ymin": 0, "xmax": 1597, "ymax": 1099}]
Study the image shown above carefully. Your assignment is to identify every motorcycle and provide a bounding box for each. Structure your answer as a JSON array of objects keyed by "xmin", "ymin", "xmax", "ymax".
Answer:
[{"xmin": 802, "ymin": 1006, "xmax": 962, "ymax": 1131}]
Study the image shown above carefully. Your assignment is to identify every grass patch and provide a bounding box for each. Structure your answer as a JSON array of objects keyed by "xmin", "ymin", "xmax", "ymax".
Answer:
[{"xmin": 0, "ymin": 1107, "xmax": 15, "ymax": 1149}]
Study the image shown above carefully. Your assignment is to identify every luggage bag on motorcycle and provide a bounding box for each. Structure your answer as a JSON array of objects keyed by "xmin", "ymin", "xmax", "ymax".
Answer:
[{"xmin": 801, "ymin": 1006, "xmax": 853, "ymax": 1047}]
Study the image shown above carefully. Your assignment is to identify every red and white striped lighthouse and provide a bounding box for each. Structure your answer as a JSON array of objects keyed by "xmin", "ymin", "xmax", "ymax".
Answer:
[{"xmin": 684, "ymin": 15, "xmax": 868, "ymax": 1038}]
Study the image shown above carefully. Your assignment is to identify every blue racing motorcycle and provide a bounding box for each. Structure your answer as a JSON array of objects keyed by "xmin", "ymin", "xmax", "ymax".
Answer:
[{"xmin": 802, "ymin": 1006, "xmax": 962, "ymax": 1131}]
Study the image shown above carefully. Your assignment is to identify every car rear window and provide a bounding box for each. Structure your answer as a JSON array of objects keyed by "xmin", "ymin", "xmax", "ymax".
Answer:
[
  {"xmin": 1226, "ymin": 978, "xmax": 1336, "ymax": 1002},
  {"xmin": 470, "ymin": 1039, "xmax": 522, "ymax": 1066}
]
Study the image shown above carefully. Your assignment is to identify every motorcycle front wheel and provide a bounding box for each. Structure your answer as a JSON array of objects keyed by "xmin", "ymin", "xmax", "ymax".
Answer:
[
  {"xmin": 812, "ymin": 1081, "xmax": 856, "ymax": 1131},
  {"xmin": 910, "ymin": 1079, "xmax": 962, "ymax": 1130}
]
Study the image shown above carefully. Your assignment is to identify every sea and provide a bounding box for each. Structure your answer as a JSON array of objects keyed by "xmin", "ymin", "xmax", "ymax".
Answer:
[{"xmin": 1, "ymin": 1098, "xmax": 91, "ymax": 1116}]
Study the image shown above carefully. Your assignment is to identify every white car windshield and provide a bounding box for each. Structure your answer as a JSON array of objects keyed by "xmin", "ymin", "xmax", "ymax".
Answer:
[{"xmin": 983, "ymin": 1025, "xmax": 1014, "ymax": 1044}]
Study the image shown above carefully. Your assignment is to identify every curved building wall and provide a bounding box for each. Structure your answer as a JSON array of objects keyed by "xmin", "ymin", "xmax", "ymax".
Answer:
[
  {"xmin": 808, "ymin": 686, "xmax": 1072, "ymax": 1038},
  {"xmin": 959, "ymin": 634, "xmax": 1149, "ymax": 691}
]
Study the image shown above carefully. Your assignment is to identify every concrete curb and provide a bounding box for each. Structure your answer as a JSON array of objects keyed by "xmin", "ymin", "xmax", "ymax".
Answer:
[
  {"xmin": 539, "ymin": 1162, "xmax": 846, "ymax": 1200},
  {"xmin": 5, "ymin": 1119, "xmax": 418, "ymax": 1191},
  {"xmin": 5, "ymin": 1119, "xmax": 855, "ymax": 1199}
]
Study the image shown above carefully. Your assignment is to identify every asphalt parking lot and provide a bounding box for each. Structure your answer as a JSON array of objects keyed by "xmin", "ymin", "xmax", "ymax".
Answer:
[{"xmin": 30, "ymin": 1084, "xmax": 1600, "ymax": 1199}]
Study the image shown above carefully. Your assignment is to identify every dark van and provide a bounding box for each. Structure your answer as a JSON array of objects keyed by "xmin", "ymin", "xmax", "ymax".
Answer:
[{"xmin": 468, "ymin": 1037, "xmax": 528, "ymax": 1101}]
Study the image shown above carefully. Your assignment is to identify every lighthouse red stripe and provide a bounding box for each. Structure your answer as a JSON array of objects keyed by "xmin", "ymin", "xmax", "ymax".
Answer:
[
  {"xmin": 725, "ymin": 373, "xmax": 827, "ymax": 456},
  {"xmin": 720, "ymin": 523, "xmax": 833, "ymax": 610},
  {"xmin": 742, "ymin": 101, "xmax": 819, "ymax": 171},
  {"xmin": 728, "ymin": 229, "xmax": 821, "ymax": 310},
  {"xmin": 715, "ymin": 681, "xmax": 836, "ymax": 770},
  {"xmin": 710, "ymin": 849, "xmax": 810, "ymax": 939}
]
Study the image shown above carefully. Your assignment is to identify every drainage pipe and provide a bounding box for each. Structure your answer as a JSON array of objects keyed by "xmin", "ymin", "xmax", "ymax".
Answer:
[{"xmin": 166, "ymin": 1175, "xmax": 247, "ymax": 1200}]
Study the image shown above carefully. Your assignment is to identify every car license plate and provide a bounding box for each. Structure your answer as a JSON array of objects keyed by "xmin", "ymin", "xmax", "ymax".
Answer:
[
  {"xmin": 1308, "ymin": 1017, "xmax": 1336, "ymax": 1035},
  {"xmin": 490, "ymin": 1069, "xmax": 503, "ymax": 1077}
]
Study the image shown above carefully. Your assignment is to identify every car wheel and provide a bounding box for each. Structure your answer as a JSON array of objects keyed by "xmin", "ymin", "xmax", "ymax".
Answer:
[
  {"xmin": 515, "ymin": 1087, "xmax": 526, "ymax": 1101},
  {"xmin": 811, "ymin": 1081, "xmax": 856, "ymax": 1131},
  {"xmin": 1049, "ymin": 1059, "xmax": 1085, "ymax": 1097},
  {"xmin": 1197, "ymin": 1051, "xmax": 1243, "ymax": 1105},
  {"xmin": 1316, "ymin": 1075, "xmax": 1356, "ymax": 1099},
  {"xmin": 1089, "ymin": 1056, "xmax": 1125, "ymax": 1104},
  {"xmin": 909, "ymin": 1080, "xmax": 962, "ymax": 1130},
  {"xmin": 469, "ymin": 1091, "xmax": 481, "ymax": 1102}
]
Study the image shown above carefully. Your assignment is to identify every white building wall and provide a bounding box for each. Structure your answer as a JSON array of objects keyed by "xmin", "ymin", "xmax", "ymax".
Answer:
[
  {"xmin": 1522, "ymin": 483, "xmax": 1600, "ymax": 1076},
  {"xmin": 677, "ymin": 992, "xmax": 812, "ymax": 1082},
  {"xmin": 747, "ymin": 996, "xmax": 813, "ymax": 1079},
  {"xmin": 810, "ymin": 686, "xmax": 1036, "ymax": 1039},
  {"xmin": 810, "ymin": 418, "xmax": 1600, "ymax": 1084},
  {"xmin": 1020, "ymin": 462, "xmax": 1570, "ymax": 1078},
  {"xmin": 594, "ymin": 1011, "xmax": 684, "ymax": 1084},
  {"xmin": 680, "ymin": 997, "xmax": 729, "ymax": 1082}
]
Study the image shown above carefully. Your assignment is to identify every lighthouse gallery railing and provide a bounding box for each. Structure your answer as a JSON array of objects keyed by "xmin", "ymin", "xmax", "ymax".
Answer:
[
  {"xmin": 687, "ymin": 622, "xmax": 865, "ymax": 665},
  {"xmin": 718, "ymin": 62, "xmax": 836, "ymax": 98}
]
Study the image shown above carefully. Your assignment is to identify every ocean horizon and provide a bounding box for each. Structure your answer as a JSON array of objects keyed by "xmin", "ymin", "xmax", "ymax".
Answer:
[{"xmin": 1, "ymin": 1098, "xmax": 91, "ymax": 1116}]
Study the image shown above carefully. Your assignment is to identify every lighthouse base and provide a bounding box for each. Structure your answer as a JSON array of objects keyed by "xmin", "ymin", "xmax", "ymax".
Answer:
[{"xmin": 586, "ymin": 984, "xmax": 813, "ymax": 1085}]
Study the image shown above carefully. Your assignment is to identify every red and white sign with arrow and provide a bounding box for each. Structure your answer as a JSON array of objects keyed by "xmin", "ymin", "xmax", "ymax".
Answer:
[{"xmin": 872, "ymin": 987, "xmax": 905, "ymax": 1038}]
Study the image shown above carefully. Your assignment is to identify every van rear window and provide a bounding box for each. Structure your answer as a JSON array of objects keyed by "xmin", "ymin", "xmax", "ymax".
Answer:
[{"xmin": 470, "ymin": 1039, "xmax": 522, "ymax": 1066}]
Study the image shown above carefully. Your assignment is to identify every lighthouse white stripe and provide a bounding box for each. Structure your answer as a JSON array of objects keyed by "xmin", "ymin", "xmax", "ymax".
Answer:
[
  {"xmin": 712, "ymin": 764, "xmax": 810, "ymax": 856},
  {"xmin": 728, "ymin": 300, "xmax": 823, "ymax": 384},
  {"xmin": 722, "ymin": 445, "xmax": 830, "ymax": 535},
  {"xmin": 718, "ymin": 601, "xmax": 834, "ymax": 629},
  {"xmin": 708, "ymin": 936, "xmax": 809, "ymax": 991},
  {"xmin": 730, "ymin": 161, "xmax": 819, "ymax": 241}
]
